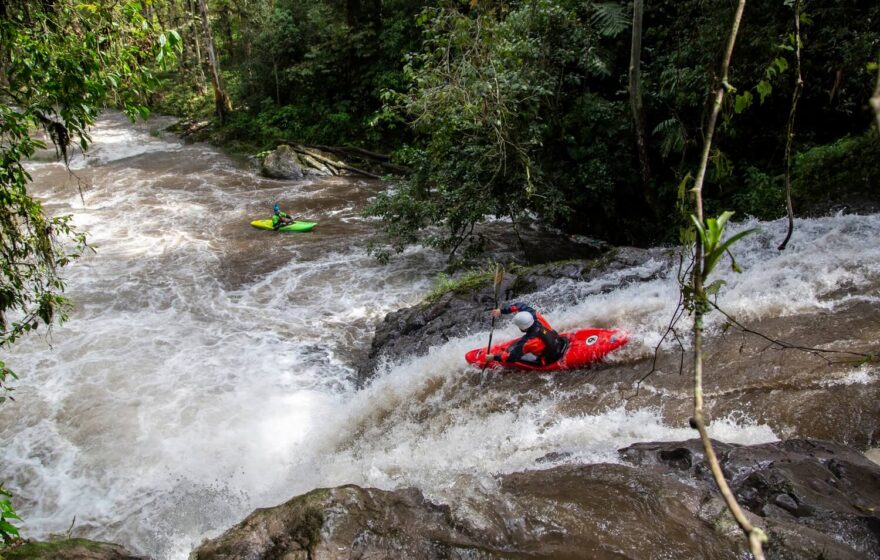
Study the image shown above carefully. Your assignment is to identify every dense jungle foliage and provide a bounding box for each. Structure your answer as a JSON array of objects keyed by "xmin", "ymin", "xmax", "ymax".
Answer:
[{"xmin": 152, "ymin": 0, "xmax": 880, "ymax": 260}]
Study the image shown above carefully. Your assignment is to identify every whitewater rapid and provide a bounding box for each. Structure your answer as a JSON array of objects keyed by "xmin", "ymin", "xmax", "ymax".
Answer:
[{"xmin": 1, "ymin": 113, "xmax": 877, "ymax": 558}]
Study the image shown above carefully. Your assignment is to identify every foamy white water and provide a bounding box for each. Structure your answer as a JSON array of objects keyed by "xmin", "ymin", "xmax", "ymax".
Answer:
[{"xmin": 2, "ymin": 113, "xmax": 877, "ymax": 558}]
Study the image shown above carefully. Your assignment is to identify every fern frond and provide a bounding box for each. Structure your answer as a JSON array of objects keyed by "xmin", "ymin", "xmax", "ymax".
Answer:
[
  {"xmin": 652, "ymin": 117, "xmax": 686, "ymax": 158},
  {"xmin": 586, "ymin": 50, "xmax": 612, "ymax": 77},
  {"xmin": 591, "ymin": 2, "xmax": 630, "ymax": 38}
]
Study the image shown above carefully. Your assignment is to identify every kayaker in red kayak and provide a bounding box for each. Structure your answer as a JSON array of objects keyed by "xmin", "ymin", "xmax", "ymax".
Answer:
[{"xmin": 485, "ymin": 302, "xmax": 567, "ymax": 367}]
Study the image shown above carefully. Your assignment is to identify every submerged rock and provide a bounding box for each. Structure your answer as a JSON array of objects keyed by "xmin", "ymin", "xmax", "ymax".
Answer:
[{"xmin": 2, "ymin": 538, "xmax": 146, "ymax": 560}]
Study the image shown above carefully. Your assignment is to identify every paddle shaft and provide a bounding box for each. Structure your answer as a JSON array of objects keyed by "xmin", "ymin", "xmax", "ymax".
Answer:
[
  {"xmin": 479, "ymin": 265, "xmax": 504, "ymax": 385},
  {"xmin": 478, "ymin": 320, "xmax": 495, "ymax": 386}
]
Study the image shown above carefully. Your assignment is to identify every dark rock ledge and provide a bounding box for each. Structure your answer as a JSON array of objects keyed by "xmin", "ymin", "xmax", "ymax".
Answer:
[{"xmin": 359, "ymin": 246, "xmax": 673, "ymax": 385}]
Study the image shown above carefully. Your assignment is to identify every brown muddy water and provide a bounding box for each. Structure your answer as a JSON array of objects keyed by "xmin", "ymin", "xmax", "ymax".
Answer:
[{"xmin": 1, "ymin": 112, "xmax": 878, "ymax": 558}]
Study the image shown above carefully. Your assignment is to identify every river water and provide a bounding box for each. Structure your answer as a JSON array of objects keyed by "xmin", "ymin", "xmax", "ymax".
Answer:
[{"xmin": 1, "ymin": 113, "xmax": 878, "ymax": 558}]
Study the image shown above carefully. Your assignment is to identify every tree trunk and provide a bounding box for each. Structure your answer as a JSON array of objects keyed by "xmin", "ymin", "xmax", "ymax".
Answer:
[
  {"xmin": 197, "ymin": 0, "xmax": 232, "ymax": 123},
  {"xmin": 629, "ymin": 0, "xmax": 652, "ymax": 203},
  {"xmin": 189, "ymin": 0, "xmax": 207, "ymax": 87},
  {"xmin": 778, "ymin": 0, "xmax": 803, "ymax": 251},
  {"xmin": 219, "ymin": 2, "xmax": 233, "ymax": 57}
]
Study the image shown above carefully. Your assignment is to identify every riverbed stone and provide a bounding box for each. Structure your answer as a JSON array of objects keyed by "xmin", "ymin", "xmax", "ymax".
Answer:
[
  {"xmin": 260, "ymin": 145, "xmax": 305, "ymax": 180},
  {"xmin": 259, "ymin": 145, "xmax": 350, "ymax": 179}
]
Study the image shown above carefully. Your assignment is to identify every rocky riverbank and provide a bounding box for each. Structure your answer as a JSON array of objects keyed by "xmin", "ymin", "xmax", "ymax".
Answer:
[
  {"xmin": 8, "ymin": 245, "xmax": 879, "ymax": 559},
  {"xmin": 191, "ymin": 438, "xmax": 880, "ymax": 559},
  {"xmin": 186, "ymin": 249, "xmax": 880, "ymax": 559},
  {"xmin": 14, "ymin": 436, "xmax": 880, "ymax": 559}
]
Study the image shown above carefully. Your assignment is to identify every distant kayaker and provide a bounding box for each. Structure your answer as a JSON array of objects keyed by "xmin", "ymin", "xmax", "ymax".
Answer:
[
  {"xmin": 272, "ymin": 203, "xmax": 297, "ymax": 230},
  {"xmin": 486, "ymin": 302, "xmax": 567, "ymax": 366}
]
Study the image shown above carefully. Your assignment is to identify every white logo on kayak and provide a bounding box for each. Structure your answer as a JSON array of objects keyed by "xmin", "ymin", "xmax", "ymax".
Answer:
[{"xmin": 586, "ymin": 335, "xmax": 599, "ymax": 346}]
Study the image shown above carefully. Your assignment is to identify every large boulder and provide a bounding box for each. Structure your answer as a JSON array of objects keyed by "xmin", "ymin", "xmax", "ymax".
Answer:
[
  {"xmin": 621, "ymin": 438, "xmax": 880, "ymax": 559},
  {"xmin": 191, "ymin": 463, "xmax": 743, "ymax": 560},
  {"xmin": 260, "ymin": 145, "xmax": 306, "ymax": 180},
  {"xmin": 259, "ymin": 145, "xmax": 348, "ymax": 180}
]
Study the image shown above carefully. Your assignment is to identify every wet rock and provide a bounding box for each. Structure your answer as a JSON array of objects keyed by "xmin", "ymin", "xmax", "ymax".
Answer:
[
  {"xmin": 191, "ymin": 485, "xmax": 482, "ymax": 560},
  {"xmin": 192, "ymin": 440, "xmax": 880, "ymax": 559},
  {"xmin": 620, "ymin": 438, "xmax": 880, "ymax": 559},
  {"xmin": 260, "ymin": 145, "xmax": 305, "ymax": 180},
  {"xmin": 260, "ymin": 145, "xmax": 350, "ymax": 180},
  {"xmin": 493, "ymin": 463, "xmax": 743, "ymax": 559},
  {"xmin": 358, "ymin": 246, "xmax": 670, "ymax": 384},
  {"xmin": 534, "ymin": 450, "xmax": 572, "ymax": 464},
  {"xmin": 192, "ymin": 464, "xmax": 743, "ymax": 560},
  {"xmin": 3, "ymin": 538, "xmax": 146, "ymax": 560}
]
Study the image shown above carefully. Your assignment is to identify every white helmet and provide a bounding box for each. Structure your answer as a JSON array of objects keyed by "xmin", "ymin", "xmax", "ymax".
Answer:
[{"xmin": 513, "ymin": 311, "xmax": 535, "ymax": 331}]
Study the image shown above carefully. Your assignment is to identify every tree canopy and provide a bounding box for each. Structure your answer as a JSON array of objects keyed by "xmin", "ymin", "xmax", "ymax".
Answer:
[{"xmin": 152, "ymin": 0, "xmax": 879, "ymax": 264}]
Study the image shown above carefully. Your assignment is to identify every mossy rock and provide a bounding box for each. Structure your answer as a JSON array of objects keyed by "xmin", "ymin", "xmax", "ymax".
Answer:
[{"xmin": 2, "ymin": 538, "xmax": 145, "ymax": 560}]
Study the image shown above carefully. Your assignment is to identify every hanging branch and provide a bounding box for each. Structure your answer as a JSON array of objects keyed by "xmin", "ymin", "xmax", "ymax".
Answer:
[
  {"xmin": 778, "ymin": 0, "xmax": 804, "ymax": 251},
  {"xmin": 688, "ymin": 1, "xmax": 769, "ymax": 558},
  {"xmin": 708, "ymin": 301, "xmax": 875, "ymax": 362},
  {"xmin": 634, "ymin": 251, "xmax": 692, "ymax": 395}
]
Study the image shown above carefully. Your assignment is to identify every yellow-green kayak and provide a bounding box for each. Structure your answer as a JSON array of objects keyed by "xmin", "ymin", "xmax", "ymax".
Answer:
[{"xmin": 250, "ymin": 219, "xmax": 317, "ymax": 232}]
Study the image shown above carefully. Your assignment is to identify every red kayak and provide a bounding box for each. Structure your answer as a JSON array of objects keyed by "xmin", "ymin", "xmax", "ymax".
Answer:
[{"xmin": 465, "ymin": 328, "xmax": 628, "ymax": 372}]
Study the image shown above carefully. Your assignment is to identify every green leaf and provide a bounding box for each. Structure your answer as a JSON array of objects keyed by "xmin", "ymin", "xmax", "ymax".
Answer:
[
  {"xmin": 591, "ymin": 2, "xmax": 630, "ymax": 37},
  {"xmin": 704, "ymin": 227, "xmax": 758, "ymax": 277},
  {"xmin": 715, "ymin": 228, "xmax": 759, "ymax": 261},
  {"xmin": 715, "ymin": 210, "xmax": 735, "ymax": 233},
  {"xmin": 690, "ymin": 215, "xmax": 708, "ymax": 246},
  {"xmin": 734, "ymin": 91, "xmax": 753, "ymax": 113},
  {"xmin": 0, "ymin": 518, "xmax": 20, "ymax": 536},
  {"xmin": 773, "ymin": 57, "xmax": 789, "ymax": 73},
  {"xmin": 757, "ymin": 80, "xmax": 773, "ymax": 103}
]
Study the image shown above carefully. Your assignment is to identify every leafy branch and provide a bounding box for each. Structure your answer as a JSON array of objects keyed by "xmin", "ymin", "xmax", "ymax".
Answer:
[{"xmin": 0, "ymin": 484, "xmax": 21, "ymax": 546}]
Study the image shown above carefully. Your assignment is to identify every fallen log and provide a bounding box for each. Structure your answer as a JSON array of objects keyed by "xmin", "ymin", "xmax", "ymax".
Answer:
[{"xmin": 294, "ymin": 145, "xmax": 382, "ymax": 179}]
